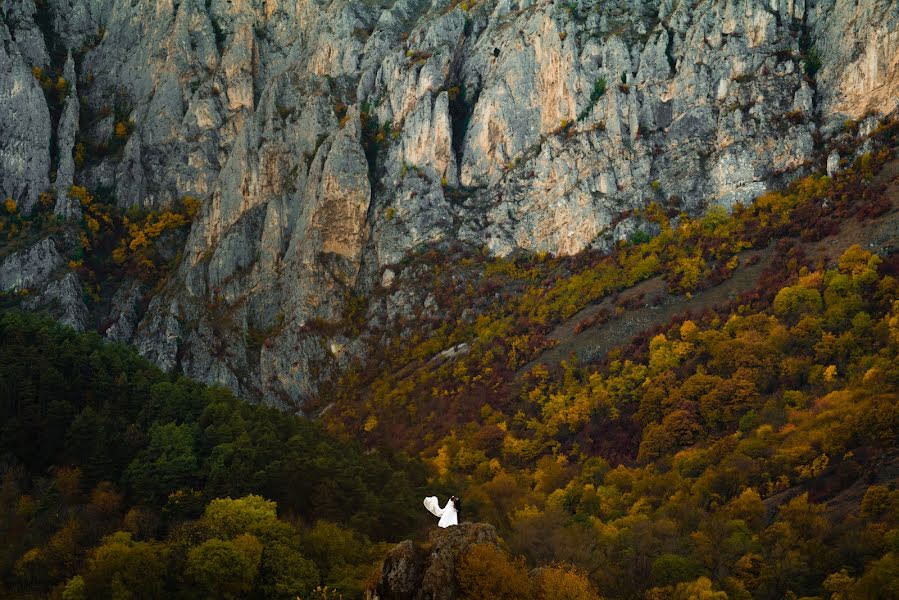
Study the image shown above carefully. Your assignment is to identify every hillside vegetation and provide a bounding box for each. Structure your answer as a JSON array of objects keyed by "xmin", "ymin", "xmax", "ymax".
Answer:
[
  {"xmin": 1, "ymin": 125, "xmax": 898, "ymax": 599},
  {"xmin": 316, "ymin": 124, "xmax": 899, "ymax": 599},
  {"xmin": 0, "ymin": 312, "xmax": 428, "ymax": 599}
]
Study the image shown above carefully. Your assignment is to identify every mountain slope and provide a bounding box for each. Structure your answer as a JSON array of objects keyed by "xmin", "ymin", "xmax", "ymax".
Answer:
[{"xmin": 332, "ymin": 145, "xmax": 899, "ymax": 599}]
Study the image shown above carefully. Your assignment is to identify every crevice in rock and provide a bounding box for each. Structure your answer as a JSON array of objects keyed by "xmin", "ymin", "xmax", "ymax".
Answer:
[
  {"xmin": 205, "ymin": 0, "xmax": 226, "ymax": 55},
  {"xmin": 30, "ymin": 1, "xmax": 69, "ymax": 179},
  {"xmin": 663, "ymin": 24, "xmax": 677, "ymax": 75},
  {"xmin": 793, "ymin": 11, "xmax": 822, "ymax": 139},
  {"xmin": 448, "ymin": 81, "xmax": 478, "ymax": 173}
]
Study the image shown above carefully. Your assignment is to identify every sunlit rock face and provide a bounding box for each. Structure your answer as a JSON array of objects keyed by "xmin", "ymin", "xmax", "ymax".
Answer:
[{"xmin": 1, "ymin": 0, "xmax": 897, "ymax": 405}]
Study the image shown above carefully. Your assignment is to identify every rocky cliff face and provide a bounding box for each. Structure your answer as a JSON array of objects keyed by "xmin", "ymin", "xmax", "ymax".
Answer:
[{"xmin": 1, "ymin": 0, "xmax": 898, "ymax": 405}]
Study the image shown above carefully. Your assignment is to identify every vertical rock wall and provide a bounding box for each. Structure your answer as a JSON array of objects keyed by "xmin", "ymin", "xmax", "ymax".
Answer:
[{"xmin": 0, "ymin": 0, "xmax": 897, "ymax": 405}]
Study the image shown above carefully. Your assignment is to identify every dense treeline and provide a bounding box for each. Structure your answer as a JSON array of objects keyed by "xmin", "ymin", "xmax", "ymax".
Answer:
[{"xmin": 0, "ymin": 313, "xmax": 428, "ymax": 598}]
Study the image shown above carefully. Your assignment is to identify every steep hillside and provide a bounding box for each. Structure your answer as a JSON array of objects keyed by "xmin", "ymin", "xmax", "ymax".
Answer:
[
  {"xmin": 329, "ymin": 130, "xmax": 899, "ymax": 599},
  {"xmin": 1, "ymin": 0, "xmax": 898, "ymax": 405}
]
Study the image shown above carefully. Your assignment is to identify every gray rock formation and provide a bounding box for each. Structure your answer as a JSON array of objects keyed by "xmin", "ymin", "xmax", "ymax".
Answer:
[
  {"xmin": 0, "ymin": 235, "xmax": 89, "ymax": 329},
  {"xmin": 103, "ymin": 279, "xmax": 145, "ymax": 342},
  {"xmin": 366, "ymin": 522, "xmax": 500, "ymax": 600},
  {"xmin": 0, "ymin": 237, "xmax": 63, "ymax": 292},
  {"xmin": 22, "ymin": 271, "xmax": 89, "ymax": 331},
  {"xmin": 54, "ymin": 53, "xmax": 81, "ymax": 219},
  {"xmin": 0, "ymin": 0, "xmax": 897, "ymax": 405},
  {"xmin": 0, "ymin": 21, "xmax": 51, "ymax": 214}
]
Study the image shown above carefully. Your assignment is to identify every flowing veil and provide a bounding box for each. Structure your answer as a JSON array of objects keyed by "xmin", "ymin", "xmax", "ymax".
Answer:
[{"xmin": 423, "ymin": 496, "xmax": 444, "ymax": 517}]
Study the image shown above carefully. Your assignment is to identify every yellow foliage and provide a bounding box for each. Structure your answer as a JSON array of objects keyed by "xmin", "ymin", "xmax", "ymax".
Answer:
[
  {"xmin": 673, "ymin": 255, "xmax": 705, "ymax": 291},
  {"xmin": 433, "ymin": 445, "xmax": 451, "ymax": 478},
  {"xmin": 129, "ymin": 229, "xmax": 149, "ymax": 252},
  {"xmin": 69, "ymin": 186, "xmax": 93, "ymax": 207},
  {"xmin": 112, "ymin": 242, "xmax": 127, "ymax": 266},
  {"xmin": 796, "ymin": 453, "xmax": 829, "ymax": 481},
  {"xmin": 74, "ymin": 142, "xmax": 86, "ymax": 167},
  {"xmin": 4, "ymin": 198, "xmax": 16, "ymax": 214},
  {"xmin": 646, "ymin": 577, "xmax": 727, "ymax": 600},
  {"xmin": 457, "ymin": 544, "xmax": 533, "ymax": 600},
  {"xmin": 680, "ymin": 320, "xmax": 698, "ymax": 340},
  {"xmin": 888, "ymin": 301, "xmax": 899, "ymax": 345},
  {"xmin": 86, "ymin": 216, "xmax": 100, "ymax": 235},
  {"xmin": 182, "ymin": 196, "xmax": 200, "ymax": 218},
  {"xmin": 115, "ymin": 121, "xmax": 128, "ymax": 138},
  {"xmin": 797, "ymin": 270, "xmax": 823, "ymax": 289},
  {"xmin": 534, "ymin": 565, "xmax": 601, "ymax": 600}
]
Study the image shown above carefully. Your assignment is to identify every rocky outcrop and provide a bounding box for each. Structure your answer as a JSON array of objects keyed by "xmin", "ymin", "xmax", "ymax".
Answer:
[
  {"xmin": 53, "ymin": 53, "xmax": 81, "ymax": 219},
  {"xmin": 811, "ymin": 0, "xmax": 899, "ymax": 122},
  {"xmin": 0, "ymin": 21, "xmax": 51, "ymax": 214},
  {"xmin": 0, "ymin": 0, "xmax": 897, "ymax": 405},
  {"xmin": 103, "ymin": 279, "xmax": 144, "ymax": 342},
  {"xmin": 0, "ymin": 238, "xmax": 63, "ymax": 292},
  {"xmin": 22, "ymin": 271, "xmax": 89, "ymax": 331},
  {"xmin": 0, "ymin": 237, "xmax": 88, "ymax": 330},
  {"xmin": 367, "ymin": 522, "xmax": 500, "ymax": 600}
]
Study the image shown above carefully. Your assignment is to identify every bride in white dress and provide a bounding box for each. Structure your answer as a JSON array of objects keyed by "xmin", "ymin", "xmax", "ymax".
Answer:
[{"xmin": 423, "ymin": 495, "xmax": 459, "ymax": 528}]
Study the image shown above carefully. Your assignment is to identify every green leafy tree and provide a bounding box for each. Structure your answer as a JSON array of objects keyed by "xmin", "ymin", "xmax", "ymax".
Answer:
[
  {"xmin": 185, "ymin": 535, "xmax": 263, "ymax": 598},
  {"xmin": 124, "ymin": 422, "xmax": 198, "ymax": 503}
]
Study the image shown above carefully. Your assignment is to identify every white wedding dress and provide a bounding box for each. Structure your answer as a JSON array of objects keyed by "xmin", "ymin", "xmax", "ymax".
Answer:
[{"xmin": 423, "ymin": 496, "xmax": 458, "ymax": 528}]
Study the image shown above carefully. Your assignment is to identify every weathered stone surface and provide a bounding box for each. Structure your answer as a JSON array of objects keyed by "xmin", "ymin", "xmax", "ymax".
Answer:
[
  {"xmin": 0, "ymin": 238, "xmax": 63, "ymax": 292},
  {"xmin": 0, "ymin": 1, "xmax": 50, "ymax": 67},
  {"xmin": 366, "ymin": 522, "xmax": 500, "ymax": 600},
  {"xmin": 0, "ymin": 22, "xmax": 51, "ymax": 214},
  {"xmin": 811, "ymin": 0, "xmax": 899, "ymax": 121},
  {"xmin": 828, "ymin": 151, "xmax": 841, "ymax": 177},
  {"xmin": 0, "ymin": 0, "xmax": 897, "ymax": 404},
  {"xmin": 22, "ymin": 271, "xmax": 89, "ymax": 331},
  {"xmin": 54, "ymin": 53, "xmax": 81, "ymax": 219},
  {"xmin": 367, "ymin": 540, "xmax": 427, "ymax": 600},
  {"xmin": 103, "ymin": 279, "xmax": 145, "ymax": 342}
]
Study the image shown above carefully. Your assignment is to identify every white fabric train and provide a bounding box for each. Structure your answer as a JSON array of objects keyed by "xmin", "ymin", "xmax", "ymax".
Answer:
[{"xmin": 423, "ymin": 496, "xmax": 458, "ymax": 528}]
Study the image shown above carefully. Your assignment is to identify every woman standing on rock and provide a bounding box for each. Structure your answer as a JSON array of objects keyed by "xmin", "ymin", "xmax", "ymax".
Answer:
[{"xmin": 423, "ymin": 495, "xmax": 460, "ymax": 528}]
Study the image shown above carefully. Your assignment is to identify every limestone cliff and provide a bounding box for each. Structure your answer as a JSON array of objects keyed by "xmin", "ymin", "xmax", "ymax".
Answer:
[{"xmin": 1, "ymin": 0, "xmax": 897, "ymax": 405}]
